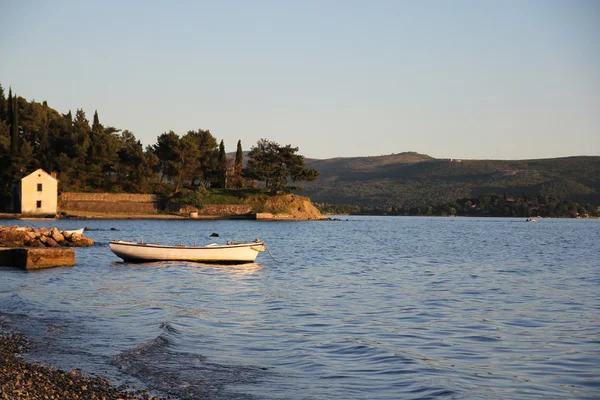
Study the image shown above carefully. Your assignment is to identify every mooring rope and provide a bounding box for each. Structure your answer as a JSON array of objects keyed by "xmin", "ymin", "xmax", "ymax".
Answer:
[{"xmin": 264, "ymin": 243, "xmax": 281, "ymax": 263}]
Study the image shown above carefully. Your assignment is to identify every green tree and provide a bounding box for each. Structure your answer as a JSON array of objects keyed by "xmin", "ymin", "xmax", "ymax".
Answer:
[
  {"xmin": 153, "ymin": 131, "xmax": 180, "ymax": 183},
  {"xmin": 92, "ymin": 110, "xmax": 101, "ymax": 132},
  {"xmin": 0, "ymin": 84, "xmax": 7, "ymax": 122},
  {"xmin": 243, "ymin": 138, "xmax": 319, "ymax": 193},
  {"xmin": 152, "ymin": 131, "xmax": 201, "ymax": 193},
  {"xmin": 6, "ymin": 88, "xmax": 12, "ymax": 127},
  {"xmin": 87, "ymin": 111, "xmax": 120, "ymax": 189},
  {"xmin": 71, "ymin": 109, "xmax": 91, "ymax": 189},
  {"xmin": 0, "ymin": 95, "xmax": 10, "ymax": 201},
  {"xmin": 7, "ymin": 89, "xmax": 19, "ymax": 156},
  {"xmin": 116, "ymin": 130, "xmax": 153, "ymax": 192},
  {"xmin": 17, "ymin": 98, "xmax": 55, "ymax": 173},
  {"xmin": 231, "ymin": 139, "xmax": 244, "ymax": 188},
  {"xmin": 186, "ymin": 129, "xmax": 219, "ymax": 188},
  {"xmin": 173, "ymin": 132, "xmax": 201, "ymax": 193},
  {"xmin": 235, "ymin": 140, "xmax": 243, "ymax": 166},
  {"xmin": 216, "ymin": 139, "xmax": 227, "ymax": 188}
]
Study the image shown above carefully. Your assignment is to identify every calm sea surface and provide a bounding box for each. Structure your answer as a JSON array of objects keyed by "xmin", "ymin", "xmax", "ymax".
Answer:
[{"xmin": 1, "ymin": 217, "xmax": 599, "ymax": 399}]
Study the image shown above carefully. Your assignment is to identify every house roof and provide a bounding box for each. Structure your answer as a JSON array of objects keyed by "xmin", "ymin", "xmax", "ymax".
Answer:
[{"xmin": 21, "ymin": 168, "xmax": 58, "ymax": 182}]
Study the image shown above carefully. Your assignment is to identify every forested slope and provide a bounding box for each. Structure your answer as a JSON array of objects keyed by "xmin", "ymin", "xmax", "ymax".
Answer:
[{"xmin": 301, "ymin": 153, "xmax": 600, "ymax": 210}]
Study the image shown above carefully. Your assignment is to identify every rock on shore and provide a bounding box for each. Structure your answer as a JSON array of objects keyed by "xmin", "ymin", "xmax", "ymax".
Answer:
[
  {"xmin": 0, "ymin": 331, "xmax": 164, "ymax": 400},
  {"xmin": 0, "ymin": 226, "xmax": 94, "ymax": 248}
]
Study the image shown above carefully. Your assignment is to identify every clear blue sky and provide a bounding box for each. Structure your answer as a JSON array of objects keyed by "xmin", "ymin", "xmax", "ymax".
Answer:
[{"xmin": 1, "ymin": 0, "xmax": 599, "ymax": 160}]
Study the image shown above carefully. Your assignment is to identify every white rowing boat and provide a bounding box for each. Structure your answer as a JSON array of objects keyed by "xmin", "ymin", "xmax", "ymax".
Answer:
[
  {"xmin": 64, "ymin": 228, "xmax": 85, "ymax": 235},
  {"xmin": 109, "ymin": 239, "xmax": 265, "ymax": 264}
]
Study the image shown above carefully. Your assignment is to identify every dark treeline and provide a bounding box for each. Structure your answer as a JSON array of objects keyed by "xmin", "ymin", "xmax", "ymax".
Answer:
[
  {"xmin": 0, "ymin": 85, "xmax": 318, "ymax": 208},
  {"xmin": 317, "ymin": 193, "xmax": 600, "ymax": 218}
]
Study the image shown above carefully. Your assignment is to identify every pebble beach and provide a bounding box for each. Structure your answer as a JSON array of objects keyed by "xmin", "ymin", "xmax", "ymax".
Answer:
[{"xmin": 0, "ymin": 331, "xmax": 167, "ymax": 400}]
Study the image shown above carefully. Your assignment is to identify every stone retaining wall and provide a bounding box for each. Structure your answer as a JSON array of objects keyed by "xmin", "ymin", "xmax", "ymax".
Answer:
[
  {"xmin": 59, "ymin": 201, "xmax": 158, "ymax": 213},
  {"xmin": 199, "ymin": 205, "xmax": 253, "ymax": 215},
  {"xmin": 59, "ymin": 192, "xmax": 160, "ymax": 214},
  {"xmin": 60, "ymin": 193, "xmax": 158, "ymax": 202},
  {"xmin": 171, "ymin": 204, "xmax": 253, "ymax": 215}
]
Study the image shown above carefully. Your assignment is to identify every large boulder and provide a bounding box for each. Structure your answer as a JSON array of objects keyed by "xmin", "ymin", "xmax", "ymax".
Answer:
[
  {"xmin": 45, "ymin": 237, "xmax": 60, "ymax": 247},
  {"xmin": 26, "ymin": 239, "xmax": 45, "ymax": 247},
  {"xmin": 0, "ymin": 226, "xmax": 28, "ymax": 247},
  {"xmin": 70, "ymin": 235, "xmax": 94, "ymax": 247},
  {"xmin": 50, "ymin": 227, "xmax": 65, "ymax": 243}
]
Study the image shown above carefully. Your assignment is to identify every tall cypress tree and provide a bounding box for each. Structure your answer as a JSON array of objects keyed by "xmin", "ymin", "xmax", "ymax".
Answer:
[
  {"xmin": 92, "ymin": 110, "xmax": 101, "ymax": 132},
  {"xmin": 235, "ymin": 140, "xmax": 243, "ymax": 167},
  {"xmin": 217, "ymin": 139, "xmax": 227, "ymax": 188},
  {"xmin": 64, "ymin": 110, "xmax": 73, "ymax": 124},
  {"xmin": 10, "ymin": 92, "xmax": 18, "ymax": 156},
  {"xmin": 6, "ymin": 88, "xmax": 13, "ymax": 128},
  {"xmin": 233, "ymin": 139, "xmax": 244, "ymax": 188},
  {"xmin": 0, "ymin": 84, "xmax": 7, "ymax": 122}
]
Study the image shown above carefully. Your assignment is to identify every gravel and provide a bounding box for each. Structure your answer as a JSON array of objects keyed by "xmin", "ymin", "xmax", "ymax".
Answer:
[{"xmin": 0, "ymin": 331, "xmax": 170, "ymax": 400}]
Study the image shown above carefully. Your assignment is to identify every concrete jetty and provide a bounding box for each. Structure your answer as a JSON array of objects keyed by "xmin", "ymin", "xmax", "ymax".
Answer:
[{"xmin": 0, "ymin": 247, "xmax": 75, "ymax": 270}]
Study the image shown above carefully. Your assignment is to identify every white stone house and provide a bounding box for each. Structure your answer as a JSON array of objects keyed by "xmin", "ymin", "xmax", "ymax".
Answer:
[{"xmin": 16, "ymin": 169, "xmax": 58, "ymax": 215}]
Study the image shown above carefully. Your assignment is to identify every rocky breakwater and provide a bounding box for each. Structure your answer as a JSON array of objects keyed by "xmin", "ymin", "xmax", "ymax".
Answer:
[
  {"xmin": 0, "ymin": 226, "xmax": 94, "ymax": 248},
  {"xmin": 0, "ymin": 226, "xmax": 94, "ymax": 270}
]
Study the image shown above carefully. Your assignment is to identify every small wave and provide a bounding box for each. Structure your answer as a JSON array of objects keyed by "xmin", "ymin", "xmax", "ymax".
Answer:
[
  {"xmin": 159, "ymin": 321, "xmax": 180, "ymax": 335},
  {"xmin": 460, "ymin": 335, "xmax": 502, "ymax": 343},
  {"xmin": 111, "ymin": 323, "xmax": 268, "ymax": 400}
]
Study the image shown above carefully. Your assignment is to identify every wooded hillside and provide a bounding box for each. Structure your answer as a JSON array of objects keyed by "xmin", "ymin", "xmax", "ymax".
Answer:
[{"xmin": 301, "ymin": 153, "xmax": 600, "ymax": 211}]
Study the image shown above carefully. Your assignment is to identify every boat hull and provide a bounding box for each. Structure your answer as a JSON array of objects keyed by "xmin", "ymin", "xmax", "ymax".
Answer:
[
  {"xmin": 64, "ymin": 228, "xmax": 84, "ymax": 235},
  {"xmin": 109, "ymin": 240, "xmax": 265, "ymax": 264}
]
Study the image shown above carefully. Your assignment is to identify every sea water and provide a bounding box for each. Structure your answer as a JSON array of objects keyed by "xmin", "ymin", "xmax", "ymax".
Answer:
[{"xmin": 1, "ymin": 217, "xmax": 599, "ymax": 399}]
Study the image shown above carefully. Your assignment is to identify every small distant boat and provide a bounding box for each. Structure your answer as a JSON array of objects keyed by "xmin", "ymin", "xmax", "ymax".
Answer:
[
  {"xmin": 525, "ymin": 218, "xmax": 537, "ymax": 223},
  {"xmin": 64, "ymin": 228, "xmax": 85, "ymax": 235},
  {"xmin": 109, "ymin": 239, "xmax": 265, "ymax": 264}
]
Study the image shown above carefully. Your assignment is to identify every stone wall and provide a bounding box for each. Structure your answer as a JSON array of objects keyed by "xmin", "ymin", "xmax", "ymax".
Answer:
[
  {"xmin": 57, "ymin": 192, "xmax": 323, "ymax": 219},
  {"xmin": 59, "ymin": 201, "xmax": 159, "ymax": 213},
  {"xmin": 166, "ymin": 203, "xmax": 252, "ymax": 215},
  {"xmin": 59, "ymin": 192, "xmax": 160, "ymax": 214},
  {"xmin": 60, "ymin": 193, "xmax": 158, "ymax": 202},
  {"xmin": 199, "ymin": 205, "xmax": 253, "ymax": 215}
]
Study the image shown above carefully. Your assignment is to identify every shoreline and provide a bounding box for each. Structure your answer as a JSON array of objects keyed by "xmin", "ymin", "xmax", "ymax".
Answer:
[
  {"xmin": 1, "ymin": 211, "xmax": 326, "ymax": 221},
  {"xmin": 0, "ymin": 330, "xmax": 166, "ymax": 400},
  {"xmin": 3, "ymin": 212, "xmax": 595, "ymax": 221},
  {"xmin": 1, "ymin": 212, "xmax": 232, "ymax": 220}
]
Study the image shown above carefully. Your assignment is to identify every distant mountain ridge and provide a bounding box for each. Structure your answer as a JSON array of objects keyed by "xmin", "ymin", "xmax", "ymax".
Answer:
[{"xmin": 296, "ymin": 152, "xmax": 600, "ymax": 209}]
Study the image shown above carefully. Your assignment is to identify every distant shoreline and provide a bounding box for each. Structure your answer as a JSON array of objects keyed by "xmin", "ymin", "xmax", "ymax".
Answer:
[
  {"xmin": 2, "ymin": 212, "xmax": 597, "ymax": 221},
  {"xmin": 0, "ymin": 212, "xmax": 244, "ymax": 220},
  {"xmin": 0, "ymin": 211, "xmax": 322, "ymax": 221}
]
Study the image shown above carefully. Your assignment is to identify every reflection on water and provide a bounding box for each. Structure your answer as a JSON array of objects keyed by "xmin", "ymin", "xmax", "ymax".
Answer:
[
  {"xmin": 110, "ymin": 260, "xmax": 265, "ymax": 275},
  {"xmin": 1, "ymin": 217, "xmax": 599, "ymax": 400}
]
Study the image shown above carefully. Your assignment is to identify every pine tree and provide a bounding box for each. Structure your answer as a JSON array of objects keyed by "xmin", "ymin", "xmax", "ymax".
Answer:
[{"xmin": 243, "ymin": 139, "xmax": 319, "ymax": 193}]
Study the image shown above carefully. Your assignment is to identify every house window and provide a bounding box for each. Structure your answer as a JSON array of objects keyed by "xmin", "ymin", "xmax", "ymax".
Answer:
[
  {"xmin": 36, "ymin": 200, "xmax": 42, "ymax": 208},
  {"xmin": 37, "ymin": 183, "xmax": 43, "ymax": 192}
]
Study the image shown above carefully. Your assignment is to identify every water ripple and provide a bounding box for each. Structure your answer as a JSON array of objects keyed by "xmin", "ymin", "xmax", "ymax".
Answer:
[{"xmin": 1, "ymin": 217, "xmax": 599, "ymax": 399}]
